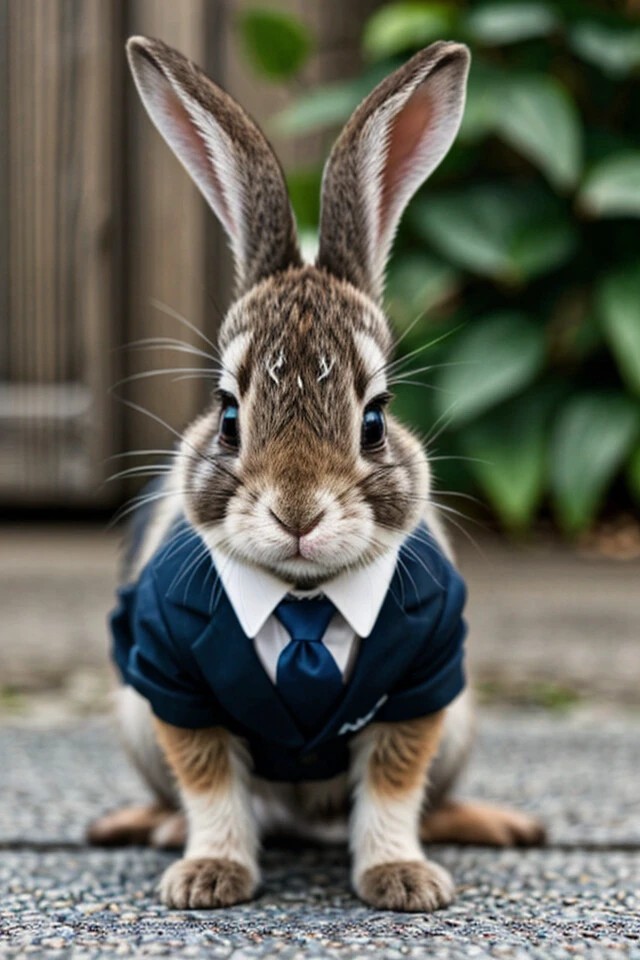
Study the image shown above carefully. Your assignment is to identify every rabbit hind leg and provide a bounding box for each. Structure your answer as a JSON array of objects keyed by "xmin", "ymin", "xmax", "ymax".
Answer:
[
  {"xmin": 88, "ymin": 686, "xmax": 184, "ymax": 848},
  {"xmin": 421, "ymin": 799, "xmax": 545, "ymax": 847},
  {"xmin": 88, "ymin": 803, "xmax": 186, "ymax": 848}
]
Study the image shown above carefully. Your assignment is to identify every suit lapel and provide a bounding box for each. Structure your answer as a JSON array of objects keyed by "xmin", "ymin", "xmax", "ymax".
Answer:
[
  {"xmin": 163, "ymin": 534, "xmax": 304, "ymax": 748},
  {"xmin": 190, "ymin": 588, "xmax": 306, "ymax": 750}
]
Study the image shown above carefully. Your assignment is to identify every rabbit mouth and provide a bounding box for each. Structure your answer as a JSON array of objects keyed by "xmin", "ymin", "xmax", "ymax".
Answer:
[{"xmin": 286, "ymin": 535, "xmax": 328, "ymax": 565}]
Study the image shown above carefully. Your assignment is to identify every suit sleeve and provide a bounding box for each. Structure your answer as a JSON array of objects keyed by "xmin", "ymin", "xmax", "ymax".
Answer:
[
  {"xmin": 111, "ymin": 569, "xmax": 220, "ymax": 729},
  {"xmin": 377, "ymin": 565, "xmax": 467, "ymax": 722}
]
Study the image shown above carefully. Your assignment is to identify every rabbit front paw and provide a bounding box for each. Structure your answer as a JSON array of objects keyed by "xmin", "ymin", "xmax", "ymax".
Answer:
[
  {"xmin": 357, "ymin": 859, "xmax": 455, "ymax": 912},
  {"xmin": 160, "ymin": 857, "xmax": 257, "ymax": 909}
]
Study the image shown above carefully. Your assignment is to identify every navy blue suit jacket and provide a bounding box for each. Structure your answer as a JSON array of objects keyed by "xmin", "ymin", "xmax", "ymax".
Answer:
[{"xmin": 111, "ymin": 522, "xmax": 467, "ymax": 782}]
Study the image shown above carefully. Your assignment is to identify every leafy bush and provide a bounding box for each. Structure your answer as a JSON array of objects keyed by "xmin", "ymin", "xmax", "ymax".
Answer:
[{"xmin": 239, "ymin": 2, "xmax": 640, "ymax": 535}]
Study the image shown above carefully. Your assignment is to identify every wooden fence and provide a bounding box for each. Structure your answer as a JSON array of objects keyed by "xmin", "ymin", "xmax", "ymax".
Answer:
[{"xmin": 0, "ymin": 0, "xmax": 379, "ymax": 506}]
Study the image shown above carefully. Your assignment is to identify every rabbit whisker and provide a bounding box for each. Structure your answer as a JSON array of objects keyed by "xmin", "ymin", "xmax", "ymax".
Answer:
[
  {"xmin": 105, "ymin": 448, "xmax": 180, "ymax": 462},
  {"xmin": 109, "ymin": 394, "xmax": 220, "ymax": 474},
  {"xmin": 149, "ymin": 298, "xmax": 221, "ymax": 358},
  {"xmin": 103, "ymin": 465, "xmax": 174, "ymax": 484},
  {"xmin": 108, "ymin": 488, "xmax": 189, "ymax": 529},
  {"xmin": 117, "ymin": 337, "xmax": 219, "ymax": 364},
  {"xmin": 111, "ymin": 366, "xmax": 222, "ymax": 391}
]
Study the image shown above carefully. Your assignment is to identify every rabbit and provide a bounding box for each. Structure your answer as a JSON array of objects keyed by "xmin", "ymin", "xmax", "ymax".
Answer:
[{"xmin": 89, "ymin": 36, "xmax": 545, "ymax": 913}]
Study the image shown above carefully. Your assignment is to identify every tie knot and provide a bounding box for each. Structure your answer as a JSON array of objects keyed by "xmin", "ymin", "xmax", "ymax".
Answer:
[{"xmin": 274, "ymin": 596, "xmax": 335, "ymax": 644}]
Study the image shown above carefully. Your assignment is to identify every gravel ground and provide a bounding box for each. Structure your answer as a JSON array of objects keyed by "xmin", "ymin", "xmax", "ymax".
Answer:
[
  {"xmin": 2, "ymin": 847, "xmax": 639, "ymax": 959},
  {"xmin": 2, "ymin": 711, "xmax": 640, "ymax": 958},
  {"xmin": 3, "ymin": 711, "xmax": 640, "ymax": 847}
]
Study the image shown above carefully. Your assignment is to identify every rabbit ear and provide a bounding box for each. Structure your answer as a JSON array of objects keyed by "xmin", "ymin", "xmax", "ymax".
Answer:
[
  {"xmin": 127, "ymin": 37, "xmax": 301, "ymax": 295},
  {"xmin": 317, "ymin": 41, "xmax": 470, "ymax": 304}
]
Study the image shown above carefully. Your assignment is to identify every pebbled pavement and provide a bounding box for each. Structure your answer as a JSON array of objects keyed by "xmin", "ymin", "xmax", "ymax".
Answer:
[
  {"xmin": 2, "ymin": 846, "xmax": 640, "ymax": 958},
  {"xmin": 3, "ymin": 711, "xmax": 640, "ymax": 847},
  {"xmin": 2, "ymin": 711, "xmax": 640, "ymax": 957}
]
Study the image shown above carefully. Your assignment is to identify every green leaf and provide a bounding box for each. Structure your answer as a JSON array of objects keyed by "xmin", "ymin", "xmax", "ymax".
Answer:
[
  {"xmin": 412, "ymin": 185, "xmax": 576, "ymax": 283},
  {"xmin": 461, "ymin": 383, "xmax": 559, "ymax": 529},
  {"xmin": 286, "ymin": 168, "xmax": 321, "ymax": 229},
  {"xmin": 460, "ymin": 70, "xmax": 583, "ymax": 189},
  {"xmin": 237, "ymin": 8, "xmax": 312, "ymax": 81},
  {"xmin": 570, "ymin": 22, "xmax": 640, "ymax": 78},
  {"xmin": 273, "ymin": 65, "xmax": 390, "ymax": 136},
  {"xmin": 628, "ymin": 445, "xmax": 640, "ymax": 502},
  {"xmin": 510, "ymin": 215, "xmax": 577, "ymax": 279},
  {"xmin": 363, "ymin": 2, "xmax": 455, "ymax": 61},
  {"xmin": 386, "ymin": 253, "xmax": 460, "ymax": 331},
  {"xmin": 275, "ymin": 84, "xmax": 357, "ymax": 135},
  {"xmin": 435, "ymin": 312, "xmax": 546, "ymax": 426},
  {"xmin": 550, "ymin": 392, "xmax": 640, "ymax": 534},
  {"xmin": 391, "ymin": 383, "xmax": 437, "ymax": 437},
  {"xmin": 598, "ymin": 262, "xmax": 640, "ymax": 396},
  {"xmin": 459, "ymin": 64, "xmax": 504, "ymax": 143},
  {"xmin": 579, "ymin": 152, "xmax": 640, "ymax": 218},
  {"xmin": 465, "ymin": 2, "xmax": 559, "ymax": 45},
  {"xmin": 495, "ymin": 76, "xmax": 582, "ymax": 190}
]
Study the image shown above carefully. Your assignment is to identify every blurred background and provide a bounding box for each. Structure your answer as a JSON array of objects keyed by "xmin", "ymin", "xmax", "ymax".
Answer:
[{"xmin": 1, "ymin": 0, "xmax": 639, "ymax": 717}]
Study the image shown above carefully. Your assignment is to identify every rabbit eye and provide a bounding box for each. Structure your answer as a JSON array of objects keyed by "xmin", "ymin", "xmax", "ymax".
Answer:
[
  {"xmin": 362, "ymin": 404, "xmax": 386, "ymax": 451},
  {"xmin": 219, "ymin": 398, "xmax": 239, "ymax": 449}
]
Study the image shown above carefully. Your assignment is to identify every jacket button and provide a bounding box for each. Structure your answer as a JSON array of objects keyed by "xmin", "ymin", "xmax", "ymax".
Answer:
[{"xmin": 301, "ymin": 752, "xmax": 318, "ymax": 765}]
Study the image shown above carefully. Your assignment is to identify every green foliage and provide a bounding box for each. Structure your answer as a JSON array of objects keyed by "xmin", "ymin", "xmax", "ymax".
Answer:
[
  {"xmin": 570, "ymin": 21, "xmax": 640, "ymax": 77},
  {"xmin": 461, "ymin": 382, "xmax": 561, "ymax": 531},
  {"xmin": 550, "ymin": 393, "xmax": 640, "ymax": 533},
  {"xmin": 273, "ymin": 65, "xmax": 391, "ymax": 135},
  {"xmin": 286, "ymin": 169, "xmax": 322, "ymax": 230},
  {"xmin": 239, "ymin": 1, "xmax": 640, "ymax": 536},
  {"xmin": 628, "ymin": 445, "xmax": 640, "ymax": 502},
  {"xmin": 274, "ymin": 81, "xmax": 364, "ymax": 136},
  {"xmin": 363, "ymin": 3, "xmax": 455, "ymax": 60},
  {"xmin": 465, "ymin": 2, "xmax": 559, "ymax": 45},
  {"xmin": 385, "ymin": 253, "xmax": 460, "ymax": 327},
  {"xmin": 411, "ymin": 185, "xmax": 576, "ymax": 282},
  {"xmin": 579, "ymin": 152, "xmax": 640, "ymax": 217},
  {"xmin": 237, "ymin": 8, "xmax": 312, "ymax": 80},
  {"xmin": 495, "ymin": 76, "xmax": 582, "ymax": 190},
  {"xmin": 598, "ymin": 263, "xmax": 640, "ymax": 397},
  {"xmin": 435, "ymin": 312, "xmax": 545, "ymax": 426}
]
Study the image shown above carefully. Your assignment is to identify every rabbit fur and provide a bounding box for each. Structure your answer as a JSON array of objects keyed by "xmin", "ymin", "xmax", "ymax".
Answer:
[{"xmin": 90, "ymin": 36, "xmax": 544, "ymax": 912}]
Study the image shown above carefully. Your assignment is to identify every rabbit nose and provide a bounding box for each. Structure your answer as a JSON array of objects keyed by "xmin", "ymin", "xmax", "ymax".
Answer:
[{"xmin": 269, "ymin": 509, "xmax": 325, "ymax": 538}]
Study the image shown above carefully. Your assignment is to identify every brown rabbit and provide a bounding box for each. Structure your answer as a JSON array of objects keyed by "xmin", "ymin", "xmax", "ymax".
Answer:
[{"xmin": 89, "ymin": 36, "xmax": 544, "ymax": 913}]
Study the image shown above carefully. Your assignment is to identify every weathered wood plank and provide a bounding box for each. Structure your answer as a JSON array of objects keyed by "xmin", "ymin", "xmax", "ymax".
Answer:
[
  {"xmin": 124, "ymin": 0, "xmax": 213, "ymax": 468},
  {"xmin": 2, "ymin": 0, "xmax": 122, "ymax": 501},
  {"xmin": 0, "ymin": 0, "xmax": 8, "ymax": 378}
]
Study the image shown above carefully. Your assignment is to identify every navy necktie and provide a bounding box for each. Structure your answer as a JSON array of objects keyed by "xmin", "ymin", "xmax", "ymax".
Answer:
[{"xmin": 274, "ymin": 596, "xmax": 343, "ymax": 733}]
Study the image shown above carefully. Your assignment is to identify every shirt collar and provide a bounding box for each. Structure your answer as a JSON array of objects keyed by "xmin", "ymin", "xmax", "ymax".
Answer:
[{"xmin": 210, "ymin": 544, "xmax": 400, "ymax": 639}]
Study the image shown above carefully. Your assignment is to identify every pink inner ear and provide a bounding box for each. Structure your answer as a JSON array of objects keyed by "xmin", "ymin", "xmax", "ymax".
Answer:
[
  {"xmin": 379, "ymin": 85, "xmax": 435, "ymax": 236},
  {"xmin": 159, "ymin": 76, "xmax": 233, "ymax": 231}
]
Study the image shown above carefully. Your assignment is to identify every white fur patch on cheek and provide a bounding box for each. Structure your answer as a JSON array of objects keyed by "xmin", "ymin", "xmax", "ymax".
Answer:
[
  {"xmin": 220, "ymin": 332, "xmax": 251, "ymax": 396},
  {"xmin": 193, "ymin": 457, "xmax": 213, "ymax": 493},
  {"xmin": 180, "ymin": 415, "xmax": 217, "ymax": 496},
  {"xmin": 354, "ymin": 331, "xmax": 387, "ymax": 403}
]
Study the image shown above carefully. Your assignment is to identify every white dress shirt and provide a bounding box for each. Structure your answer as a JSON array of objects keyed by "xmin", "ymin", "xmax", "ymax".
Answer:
[{"xmin": 210, "ymin": 547, "xmax": 400, "ymax": 685}]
